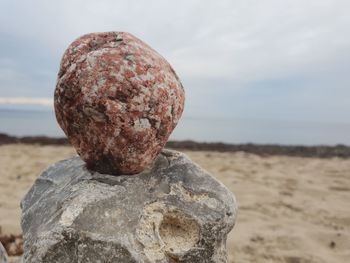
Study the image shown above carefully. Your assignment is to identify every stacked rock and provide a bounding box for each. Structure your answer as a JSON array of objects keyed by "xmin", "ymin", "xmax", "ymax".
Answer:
[
  {"xmin": 21, "ymin": 32, "xmax": 237, "ymax": 263},
  {"xmin": 54, "ymin": 32, "xmax": 185, "ymax": 175}
]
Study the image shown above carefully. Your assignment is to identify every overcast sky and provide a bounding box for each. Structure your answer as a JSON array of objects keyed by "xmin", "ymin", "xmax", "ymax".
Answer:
[{"xmin": 0, "ymin": 0, "xmax": 349, "ymax": 123}]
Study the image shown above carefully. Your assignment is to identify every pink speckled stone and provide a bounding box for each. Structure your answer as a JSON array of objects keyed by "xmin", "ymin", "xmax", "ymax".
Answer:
[{"xmin": 54, "ymin": 32, "xmax": 185, "ymax": 175}]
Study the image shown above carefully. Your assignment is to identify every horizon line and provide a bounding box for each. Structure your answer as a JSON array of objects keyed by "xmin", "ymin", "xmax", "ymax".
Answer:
[{"xmin": 0, "ymin": 97, "xmax": 53, "ymax": 106}]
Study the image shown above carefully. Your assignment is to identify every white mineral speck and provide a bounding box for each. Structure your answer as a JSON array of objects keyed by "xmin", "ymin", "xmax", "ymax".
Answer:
[{"xmin": 134, "ymin": 118, "xmax": 151, "ymax": 132}]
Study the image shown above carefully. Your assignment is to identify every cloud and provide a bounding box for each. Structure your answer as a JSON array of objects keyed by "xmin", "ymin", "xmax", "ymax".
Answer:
[
  {"xmin": 0, "ymin": 97, "xmax": 52, "ymax": 106},
  {"xmin": 0, "ymin": 0, "xmax": 349, "ymax": 122}
]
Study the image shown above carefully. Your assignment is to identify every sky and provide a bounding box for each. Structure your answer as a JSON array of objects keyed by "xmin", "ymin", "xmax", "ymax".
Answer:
[{"xmin": 0, "ymin": 0, "xmax": 349, "ymax": 123}]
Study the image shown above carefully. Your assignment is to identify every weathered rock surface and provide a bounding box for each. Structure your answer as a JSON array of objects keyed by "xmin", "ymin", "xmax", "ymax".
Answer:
[
  {"xmin": 21, "ymin": 150, "xmax": 237, "ymax": 263},
  {"xmin": 54, "ymin": 32, "xmax": 185, "ymax": 175},
  {"xmin": 0, "ymin": 241, "xmax": 8, "ymax": 263}
]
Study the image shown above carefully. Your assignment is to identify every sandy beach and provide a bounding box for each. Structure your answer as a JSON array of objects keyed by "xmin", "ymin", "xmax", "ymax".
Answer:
[{"xmin": 1, "ymin": 144, "xmax": 349, "ymax": 263}]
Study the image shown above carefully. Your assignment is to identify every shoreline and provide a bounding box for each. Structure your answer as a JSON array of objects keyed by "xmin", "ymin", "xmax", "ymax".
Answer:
[{"xmin": 1, "ymin": 133, "xmax": 349, "ymax": 158}]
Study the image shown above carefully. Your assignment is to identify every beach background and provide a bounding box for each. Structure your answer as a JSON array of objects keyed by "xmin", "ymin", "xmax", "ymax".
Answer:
[
  {"xmin": 1, "ymin": 141, "xmax": 350, "ymax": 263},
  {"xmin": 1, "ymin": 0, "xmax": 350, "ymax": 262}
]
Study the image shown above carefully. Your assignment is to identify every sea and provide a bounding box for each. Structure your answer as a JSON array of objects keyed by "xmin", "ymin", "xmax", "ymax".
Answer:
[{"xmin": 1, "ymin": 108, "xmax": 350, "ymax": 146}]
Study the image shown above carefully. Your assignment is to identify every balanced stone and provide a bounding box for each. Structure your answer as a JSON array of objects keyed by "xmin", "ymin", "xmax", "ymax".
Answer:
[
  {"xmin": 21, "ymin": 150, "xmax": 237, "ymax": 263},
  {"xmin": 54, "ymin": 32, "xmax": 185, "ymax": 175}
]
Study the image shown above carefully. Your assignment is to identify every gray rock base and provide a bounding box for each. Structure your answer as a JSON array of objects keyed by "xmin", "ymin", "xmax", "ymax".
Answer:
[
  {"xmin": 21, "ymin": 149, "xmax": 237, "ymax": 263},
  {"xmin": 0, "ymin": 241, "xmax": 8, "ymax": 263}
]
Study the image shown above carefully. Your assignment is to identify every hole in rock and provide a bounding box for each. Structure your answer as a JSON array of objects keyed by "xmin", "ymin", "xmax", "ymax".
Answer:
[{"xmin": 159, "ymin": 213, "xmax": 199, "ymax": 254}]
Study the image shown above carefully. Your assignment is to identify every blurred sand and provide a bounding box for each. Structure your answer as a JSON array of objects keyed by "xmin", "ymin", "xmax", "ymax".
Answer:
[{"xmin": 0, "ymin": 144, "xmax": 349, "ymax": 263}]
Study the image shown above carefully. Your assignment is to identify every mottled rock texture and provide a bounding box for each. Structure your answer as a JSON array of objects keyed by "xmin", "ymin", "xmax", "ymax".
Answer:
[
  {"xmin": 21, "ymin": 150, "xmax": 237, "ymax": 263},
  {"xmin": 54, "ymin": 32, "xmax": 185, "ymax": 174}
]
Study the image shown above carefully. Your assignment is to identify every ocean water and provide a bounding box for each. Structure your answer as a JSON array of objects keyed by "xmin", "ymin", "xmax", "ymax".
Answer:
[{"xmin": 1, "ymin": 108, "xmax": 350, "ymax": 146}]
